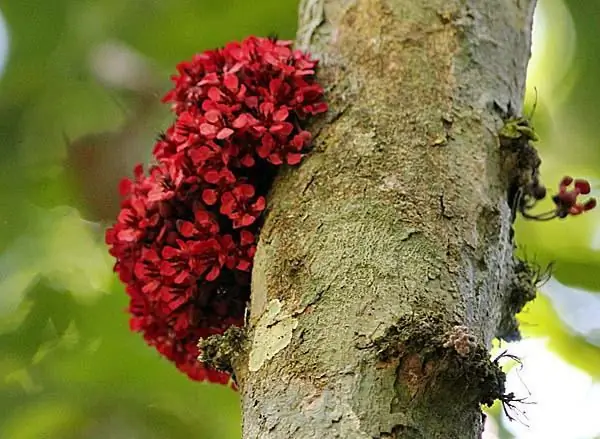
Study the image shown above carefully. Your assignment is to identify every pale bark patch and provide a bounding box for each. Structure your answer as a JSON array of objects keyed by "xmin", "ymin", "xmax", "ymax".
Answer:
[{"xmin": 248, "ymin": 299, "xmax": 299, "ymax": 372}]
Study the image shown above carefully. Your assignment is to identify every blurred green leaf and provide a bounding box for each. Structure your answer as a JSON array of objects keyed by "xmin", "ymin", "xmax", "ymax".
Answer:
[
  {"xmin": 0, "ymin": 278, "xmax": 241, "ymax": 438},
  {"xmin": 1, "ymin": 400, "xmax": 86, "ymax": 439},
  {"xmin": 515, "ymin": 214, "xmax": 600, "ymax": 293},
  {"xmin": 551, "ymin": 258, "xmax": 600, "ymax": 293}
]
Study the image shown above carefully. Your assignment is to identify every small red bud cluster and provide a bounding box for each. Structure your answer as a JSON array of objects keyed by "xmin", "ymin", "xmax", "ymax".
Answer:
[
  {"xmin": 106, "ymin": 36, "xmax": 327, "ymax": 383},
  {"xmin": 521, "ymin": 176, "xmax": 596, "ymax": 221},
  {"xmin": 552, "ymin": 176, "xmax": 597, "ymax": 217}
]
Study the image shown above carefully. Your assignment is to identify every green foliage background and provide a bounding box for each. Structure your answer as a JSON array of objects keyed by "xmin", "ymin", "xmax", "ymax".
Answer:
[{"xmin": 0, "ymin": 0, "xmax": 598, "ymax": 438}]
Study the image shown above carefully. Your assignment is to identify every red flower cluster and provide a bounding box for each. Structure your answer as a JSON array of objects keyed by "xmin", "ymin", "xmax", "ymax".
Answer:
[
  {"xmin": 106, "ymin": 36, "xmax": 327, "ymax": 383},
  {"xmin": 552, "ymin": 176, "xmax": 597, "ymax": 217},
  {"xmin": 520, "ymin": 175, "xmax": 596, "ymax": 221}
]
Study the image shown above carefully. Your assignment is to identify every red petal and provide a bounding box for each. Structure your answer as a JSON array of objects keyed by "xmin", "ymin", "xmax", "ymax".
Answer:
[
  {"xmin": 220, "ymin": 234, "xmax": 235, "ymax": 248},
  {"xmin": 174, "ymin": 271, "xmax": 190, "ymax": 284},
  {"xmin": 202, "ymin": 189, "xmax": 218, "ymax": 205},
  {"xmin": 560, "ymin": 176, "xmax": 574, "ymax": 188},
  {"xmin": 240, "ymin": 214, "xmax": 256, "ymax": 228},
  {"xmin": 177, "ymin": 220, "xmax": 196, "ymax": 237},
  {"xmin": 240, "ymin": 230, "xmax": 255, "ymax": 245},
  {"xmin": 223, "ymin": 169, "xmax": 236, "ymax": 183},
  {"xmin": 118, "ymin": 178, "xmax": 132, "ymax": 196},
  {"xmin": 220, "ymin": 193, "xmax": 235, "ymax": 214},
  {"xmin": 286, "ymin": 153, "xmax": 303, "ymax": 165},
  {"xmin": 228, "ymin": 61, "xmax": 243, "ymax": 73},
  {"xmin": 261, "ymin": 133, "xmax": 275, "ymax": 148},
  {"xmin": 134, "ymin": 262, "xmax": 146, "ymax": 279},
  {"xmin": 273, "ymin": 107, "xmax": 289, "ymax": 122},
  {"xmin": 238, "ymin": 184, "xmax": 255, "ymax": 198},
  {"xmin": 292, "ymin": 131, "xmax": 311, "ymax": 147},
  {"xmin": 169, "ymin": 294, "xmax": 188, "ymax": 310},
  {"xmin": 195, "ymin": 209, "xmax": 212, "ymax": 225},
  {"xmin": 232, "ymin": 114, "xmax": 248, "ymax": 129},
  {"xmin": 162, "ymin": 90, "xmax": 176, "ymax": 103},
  {"xmin": 264, "ymin": 52, "xmax": 279, "ymax": 66},
  {"xmin": 203, "ymin": 170, "xmax": 220, "ymax": 184},
  {"xmin": 256, "ymin": 144, "xmax": 270, "ymax": 159},
  {"xmin": 224, "ymin": 74, "xmax": 239, "ymax": 92},
  {"xmin": 200, "ymin": 123, "xmax": 218, "ymax": 137},
  {"xmin": 205, "ymin": 109, "xmax": 221, "ymax": 123},
  {"xmin": 569, "ymin": 206, "xmax": 583, "ymax": 216},
  {"xmin": 226, "ymin": 256, "xmax": 237, "ymax": 270},
  {"xmin": 268, "ymin": 153, "xmax": 283, "ymax": 165},
  {"xmin": 117, "ymin": 209, "xmax": 133, "ymax": 224},
  {"xmin": 117, "ymin": 229, "xmax": 139, "ymax": 242},
  {"xmin": 312, "ymin": 102, "xmax": 328, "ymax": 114},
  {"xmin": 269, "ymin": 78, "xmax": 283, "ymax": 95},
  {"xmin": 205, "ymin": 266, "xmax": 221, "ymax": 281},
  {"xmin": 237, "ymin": 260, "xmax": 251, "ymax": 271},
  {"xmin": 198, "ymin": 72, "xmax": 218, "ymax": 86},
  {"xmin": 584, "ymin": 198, "xmax": 597, "ymax": 211},
  {"xmin": 252, "ymin": 196, "xmax": 266, "ymax": 212},
  {"xmin": 240, "ymin": 154, "xmax": 255, "ymax": 167},
  {"xmin": 245, "ymin": 96, "xmax": 258, "ymax": 108},
  {"xmin": 217, "ymin": 128, "xmax": 234, "ymax": 139},
  {"xmin": 142, "ymin": 280, "xmax": 161, "ymax": 293},
  {"xmin": 133, "ymin": 164, "xmax": 144, "ymax": 179},
  {"xmin": 575, "ymin": 179, "xmax": 591, "ymax": 195},
  {"xmin": 270, "ymin": 122, "xmax": 293, "ymax": 136},
  {"xmin": 208, "ymin": 87, "xmax": 223, "ymax": 102},
  {"xmin": 260, "ymin": 102, "xmax": 274, "ymax": 116},
  {"xmin": 295, "ymin": 69, "xmax": 315, "ymax": 76},
  {"xmin": 160, "ymin": 261, "xmax": 177, "ymax": 277},
  {"xmin": 189, "ymin": 147, "xmax": 210, "ymax": 164},
  {"xmin": 143, "ymin": 248, "xmax": 160, "ymax": 262},
  {"xmin": 162, "ymin": 246, "xmax": 180, "ymax": 259},
  {"xmin": 130, "ymin": 317, "xmax": 144, "ymax": 331}
]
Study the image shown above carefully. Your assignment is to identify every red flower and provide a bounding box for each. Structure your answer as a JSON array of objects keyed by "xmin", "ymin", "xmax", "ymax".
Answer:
[
  {"xmin": 234, "ymin": 230, "xmax": 257, "ymax": 271},
  {"xmin": 553, "ymin": 176, "xmax": 597, "ymax": 217},
  {"xmin": 220, "ymin": 183, "xmax": 266, "ymax": 228},
  {"xmin": 201, "ymin": 167, "xmax": 236, "ymax": 206},
  {"xmin": 520, "ymin": 175, "xmax": 597, "ymax": 221}
]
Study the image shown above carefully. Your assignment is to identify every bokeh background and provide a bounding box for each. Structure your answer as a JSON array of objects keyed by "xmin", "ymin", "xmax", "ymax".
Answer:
[{"xmin": 0, "ymin": 0, "xmax": 598, "ymax": 438}]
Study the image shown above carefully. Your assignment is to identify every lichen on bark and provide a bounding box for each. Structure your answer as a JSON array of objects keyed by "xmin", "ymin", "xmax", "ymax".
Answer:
[{"xmin": 235, "ymin": 0, "xmax": 537, "ymax": 437}]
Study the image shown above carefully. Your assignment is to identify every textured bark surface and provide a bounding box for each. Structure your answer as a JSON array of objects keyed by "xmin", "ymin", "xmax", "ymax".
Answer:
[{"xmin": 236, "ymin": 0, "xmax": 536, "ymax": 437}]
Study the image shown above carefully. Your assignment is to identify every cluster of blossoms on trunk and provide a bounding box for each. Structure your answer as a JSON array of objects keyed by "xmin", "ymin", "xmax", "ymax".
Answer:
[{"xmin": 105, "ymin": 36, "xmax": 327, "ymax": 384}]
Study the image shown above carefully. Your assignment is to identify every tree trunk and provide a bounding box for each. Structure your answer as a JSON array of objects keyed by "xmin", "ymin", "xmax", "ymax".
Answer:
[{"xmin": 236, "ymin": 0, "xmax": 536, "ymax": 437}]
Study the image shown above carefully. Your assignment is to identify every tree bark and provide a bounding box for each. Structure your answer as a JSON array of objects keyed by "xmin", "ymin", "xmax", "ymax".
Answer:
[{"xmin": 236, "ymin": 0, "xmax": 536, "ymax": 437}]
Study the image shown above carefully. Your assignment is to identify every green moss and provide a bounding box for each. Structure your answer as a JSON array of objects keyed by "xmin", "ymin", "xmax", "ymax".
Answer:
[{"xmin": 499, "ymin": 117, "xmax": 539, "ymax": 143}]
